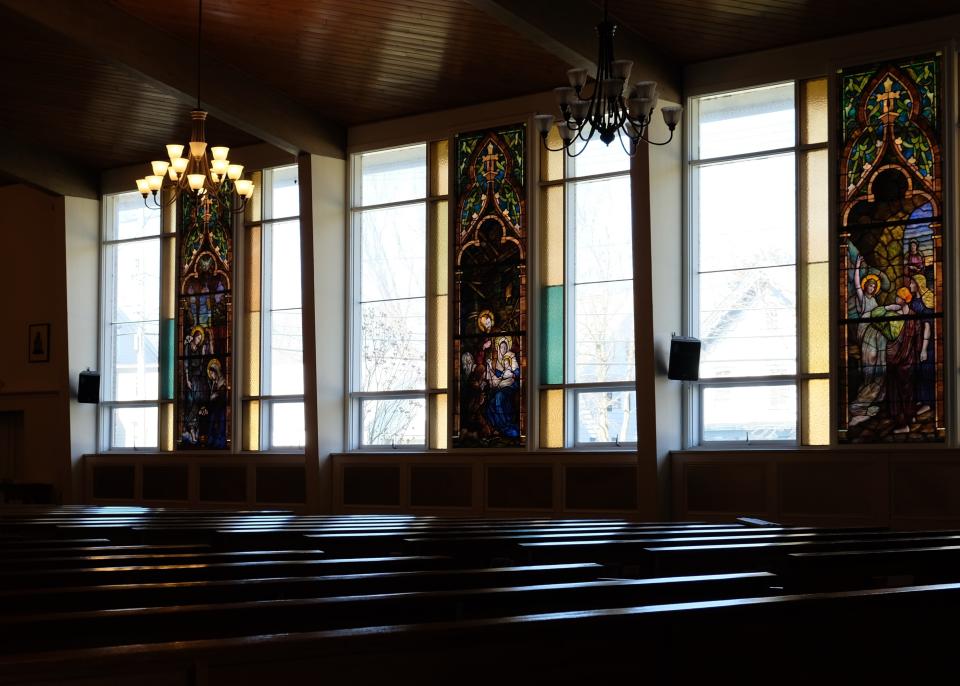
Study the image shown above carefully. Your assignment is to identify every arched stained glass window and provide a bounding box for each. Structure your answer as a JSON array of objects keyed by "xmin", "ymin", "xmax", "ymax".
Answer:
[
  {"xmin": 838, "ymin": 54, "xmax": 944, "ymax": 443},
  {"xmin": 453, "ymin": 125, "xmax": 527, "ymax": 448},
  {"xmin": 177, "ymin": 193, "xmax": 233, "ymax": 449}
]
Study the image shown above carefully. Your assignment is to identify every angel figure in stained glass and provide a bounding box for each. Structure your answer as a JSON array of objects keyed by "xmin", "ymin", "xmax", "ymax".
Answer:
[{"xmin": 848, "ymin": 252, "xmax": 888, "ymax": 427}]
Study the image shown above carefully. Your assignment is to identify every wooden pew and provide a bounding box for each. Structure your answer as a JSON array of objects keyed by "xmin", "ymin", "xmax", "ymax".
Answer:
[
  {"xmin": 0, "ymin": 572, "xmax": 777, "ymax": 654},
  {"xmin": 642, "ymin": 533, "xmax": 960, "ymax": 577},
  {"xmin": 788, "ymin": 543, "xmax": 960, "ymax": 589},
  {"xmin": 0, "ymin": 562, "xmax": 607, "ymax": 613},
  {"xmin": 0, "ymin": 555, "xmax": 454, "ymax": 588},
  {"xmin": 3, "ymin": 580, "xmax": 959, "ymax": 685},
  {"xmin": 2, "ymin": 548, "xmax": 328, "ymax": 570}
]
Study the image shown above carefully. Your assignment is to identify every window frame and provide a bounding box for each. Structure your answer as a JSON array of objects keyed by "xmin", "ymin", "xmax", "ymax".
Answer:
[
  {"xmin": 560, "ymin": 156, "xmax": 638, "ymax": 449},
  {"xmin": 348, "ymin": 143, "xmax": 436, "ymax": 451},
  {"xmin": 530, "ymin": 140, "xmax": 640, "ymax": 452},
  {"xmin": 98, "ymin": 191, "xmax": 170, "ymax": 452},
  {"xmin": 243, "ymin": 163, "xmax": 306, "ymax": 452},
  {"xmin": 685, "ymin": 79, "xmax": 830, "ymax": 448}
]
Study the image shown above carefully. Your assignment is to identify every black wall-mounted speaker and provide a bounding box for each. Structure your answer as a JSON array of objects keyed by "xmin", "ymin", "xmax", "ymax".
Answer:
[
  {"xmin": 668, "ymin": 337, "xmax": 700, "ymax": 381},
  {"xmin": 78, "ymin": 371, "xmax": 100, "ymax": 404}
]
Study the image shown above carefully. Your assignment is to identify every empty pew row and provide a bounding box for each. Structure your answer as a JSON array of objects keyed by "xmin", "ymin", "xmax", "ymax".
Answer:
[
  {"xmin": 4, "ymin": 506, "xmax": 960, "ymax": 684},
  {"xmin": 3, "ymin": 580, "xmax": 960, "ymax": 684}
]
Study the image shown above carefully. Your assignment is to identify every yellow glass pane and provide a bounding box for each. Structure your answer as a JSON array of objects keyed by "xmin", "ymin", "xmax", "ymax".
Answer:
[
  {"xmin": 429, "ymin": 295, "xmax": 448, "ymax": 389},
  {"xmin": 431, "ymin": 140, "xmax": 449, "ymax": 197},
  {"xmin": 247, "ymin": 170, "xmax": 263, "ymax": 223},
  {"xmin": 161, "ymin": 235, "xmax": 176, "ymax": 319},
  {"xmin": 801, "ymin": 149, "xmax": 829, "ymax": 264},
  {"xmin": 429, "ymin": 393, "xmax": 448, "ymax": 449},
  {"xmin": 245, "ymin": 225, "xmax": 262, "ymax": 311},
  {"xmin": 541, "ymin": 125, "xmax": 564, "ymax": 182},
  {"xmin": 431, "ymin": 200, "xmax": 449, "ymax": 296},
  {"xmin": 160, "ymin": 403, "xmax": 174, "ymax": 451},
  {"xmin": 540, "ymin": 185, "xmax": 564, "ymax": 286},
  {"xmin": 802, "ymin": 261, "xmax": 829, "ymax": 374},
  {"xmin": 802, "ymin": 378, "xmax": 830, "ymax": 445},
  {"xmin": 244, "ymin": 399, "xmax": 260, "ymax": 451},
  {"xmin": 244, "ymin": 311, "xmax": 261, "ymax": 396},
  {"xmin": 540, "ymin": 389, "xmax": 564, "ymax": 448},
  {"xmin": 801, "ymin": 78, "xmax": 828, "ymax": 145}
]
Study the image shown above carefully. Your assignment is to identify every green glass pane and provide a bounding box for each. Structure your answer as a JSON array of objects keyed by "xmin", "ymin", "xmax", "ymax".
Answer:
[
  {"xmin": 541, "ymin": 285, "xmax": 563, "ymax": 385},
  {"xmin": 160, "ymin": 318, "xmax": 175, "ymax": 401}
]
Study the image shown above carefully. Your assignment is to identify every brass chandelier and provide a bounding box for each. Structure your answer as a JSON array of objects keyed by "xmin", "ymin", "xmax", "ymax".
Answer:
[
  {"xmin": 135, "ymin": 0, "xmax": 253, "ymax": 211},
  {"xmin": 534, "ymin": 0, "xmax": 682, "ymax": 156}
]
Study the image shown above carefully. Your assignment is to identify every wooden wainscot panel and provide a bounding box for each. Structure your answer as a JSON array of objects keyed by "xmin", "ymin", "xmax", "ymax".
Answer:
[
  {"xmin": 487, "ymin": 464, "xmax": 554, "ymax": 511},
  {"xmin": 684, "ymin": 461, "xmax": 768, "ymax": 517},
  {"xmin": 91, "ymin": 464, "xmax": 136, "ymax": 500},
  {"xmin": 342, "ymin": 464, "xmax": 402, "ymax": 507},
  {"xmin": 199, "ymin": 465, "xmax": 248, "ymax": 503},
  {"xmin": 256, "ymin": 465, "xmax": 307, "ymax": 505},
  {"xmin": 564, "ymin": 465, "xmax": 638, "ymax": 512},
  {"xmin": 410, "ymin": 464, "xmax": 473, "ymax": 508},
  {"xmin": 891, "ymin": 461, "xmax": 960, "ymax": 521},
  {"xmin": 779, "ymin": 460, "xmax": 882, "ymax": 521},
  {"xmin": 142, "ymin": 464, "xmax": 189, "ymax": 502}
]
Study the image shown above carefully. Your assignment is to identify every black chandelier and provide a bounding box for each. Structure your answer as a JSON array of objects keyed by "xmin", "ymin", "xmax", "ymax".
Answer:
[
  {"xmin": 534, "ymin": 1, "xmax": 682, "ymax": 156},
  {"xmin": 134, "ymin": 0, "xmax": 253, "ymax": 213}
]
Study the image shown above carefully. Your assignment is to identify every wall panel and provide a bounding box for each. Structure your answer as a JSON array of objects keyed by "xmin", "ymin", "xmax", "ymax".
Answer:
[
  {"xmin": 333, "ymin": 452, "xmax": 641, "ymax": 517},
  {"xmin": 410, "ymin": 465, "xmax": 472, "ymax": 508},
  {"xmin": 674, "ymin": 450, "xmax": 960, "ymax": 528},
  {"xmin": 487, "ymin": 465, "xmax": 553, "ymax": 511},
  {"xmin": 142, "ymin": 464, "xmax": 189, "ymax": 502},
  {"xmin": 85, "ymin": 454, "xmax": 307, "ymax": 510}
]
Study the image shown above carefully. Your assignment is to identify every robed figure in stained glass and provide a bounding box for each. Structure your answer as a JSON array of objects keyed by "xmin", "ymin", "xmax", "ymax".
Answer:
[
  {"xmin": 177, "ymin": 192, "xmax": 234, "ymax": 449},
  {"xmin": 453, "ymin": 127, "xmax": 527, "ymax": 447},
  {"xmin": 838, "ymin": 56, "xmax": 944, "ymax": 442}
]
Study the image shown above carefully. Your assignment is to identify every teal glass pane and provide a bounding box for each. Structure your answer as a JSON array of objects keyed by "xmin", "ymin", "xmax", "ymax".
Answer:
[
  {"xmin": 160, "ymin": 318, "xmax": 175, "ymax": 401},
  {"xmin": 541, "ymin": 285, "xmax": 563, "ymax": 385}
]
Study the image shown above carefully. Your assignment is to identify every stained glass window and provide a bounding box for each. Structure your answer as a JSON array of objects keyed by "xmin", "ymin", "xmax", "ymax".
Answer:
[
  {"xmin": 838, "ymin": 54, "xmax": 944, "ymax": 442},
  {"xmin": 177, "ymin": 192, "xmax": 233, "ymax": 449},
  {"xmin": 453, "ymin": 125, "xmax": 527, "ymax": 448}
]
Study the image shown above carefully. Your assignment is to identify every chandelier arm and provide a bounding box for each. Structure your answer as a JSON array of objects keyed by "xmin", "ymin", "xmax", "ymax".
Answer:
[
  {"xmin": 616, "ymin": 127, "xmax": 636, "ymax": 157},
  {"xmin": 645, "ymin": 130, "xmax": 678, "ymax": 147}
]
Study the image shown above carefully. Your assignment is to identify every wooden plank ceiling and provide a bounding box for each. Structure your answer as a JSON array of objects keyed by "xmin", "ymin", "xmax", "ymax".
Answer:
[
  {"xmin": 2, "ymin": 0, "xmax": 960, "ymax": 177},
  {"xmin": 605, "ymin": 0, "xmax": 960, "ymax": 64},
  {"xmin": 0, "ymin": 7, "xmax": 256, "ymax": 173},
  {"xmin": 107, "ymin": 0, "xmax": 574, "ymax": 125}
]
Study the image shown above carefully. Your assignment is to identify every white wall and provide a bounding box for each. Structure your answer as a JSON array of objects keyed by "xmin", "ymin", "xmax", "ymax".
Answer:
[
  {"xmin": 64, "ymin": 196, "xmax": 100, "ymax": 502},
  {"xmin": 648, "ymin": 103, "xmax": 685, "ymax": 516},
  {"xmin": 310, "ymin": 154, "xmax": 346, "ymax": 511}
]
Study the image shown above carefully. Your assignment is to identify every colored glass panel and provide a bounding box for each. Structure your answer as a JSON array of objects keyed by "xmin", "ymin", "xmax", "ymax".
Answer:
[
  {"xmin": 539, "ymin": 389, "xmax": 564, "ymax": 448},
  {"xmin": 802, "ymin": 378, "xmax": 830, "ymax": 446},
  {"xmin": 838, "ymin": 54, "xmax": 944, "ymax": 443},
  {"xmin": 176, "ymin": 192, "xmax": 234, "ymax": 450},
  {"xmin": 160, "ymin": 318, "xmax": 175, "ymax": 400},
  {"xmin": 430, "ymin": 393, "xmax": 448, "ymax": 450},
  {"xmin": 453, "ymin": 125, "xmax": 527, "ymax": 447},
  {"xmin": 802, "ymin": 78, "xmax": 828, "ymax": 145},
  {"xmin": 541, "ymin": 285, "xmax": 564, "ymax": 385}
]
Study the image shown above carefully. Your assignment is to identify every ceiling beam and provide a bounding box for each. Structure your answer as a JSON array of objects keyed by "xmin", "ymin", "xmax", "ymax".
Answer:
[
  {"xmin": 465, "ymin": 0, "xmax": 680, "ymax": 103},
  {"xmin": 0, "ymin": 0, "xmax": 345, "ymax": 159},
  {"xmin": 0, "ymin": 140, "xmax": 99, "ymax": 199}
]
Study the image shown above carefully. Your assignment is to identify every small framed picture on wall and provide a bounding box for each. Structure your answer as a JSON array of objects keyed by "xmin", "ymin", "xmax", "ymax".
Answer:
[{"xmin": 28, "ymin": 323, "xmax": 50, "ymax": 363}]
